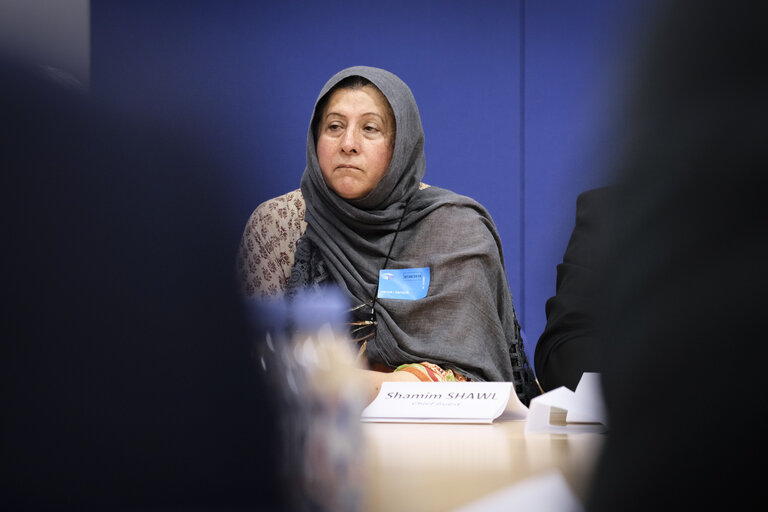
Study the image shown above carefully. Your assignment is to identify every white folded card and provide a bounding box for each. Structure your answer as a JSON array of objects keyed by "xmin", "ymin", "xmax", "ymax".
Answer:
[
  {"xmin": 525, "ymin": 372, "xmax": 608, "ymax": 434},
  {"xmin": 361, "ymin": 381, "xmax": 528, "ymax": 424}
]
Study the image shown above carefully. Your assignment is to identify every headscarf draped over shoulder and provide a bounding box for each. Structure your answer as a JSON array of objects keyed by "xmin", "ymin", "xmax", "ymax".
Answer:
[{"xmin": 294, "ymin": 66, "xmax": 538, "ymax": 404}]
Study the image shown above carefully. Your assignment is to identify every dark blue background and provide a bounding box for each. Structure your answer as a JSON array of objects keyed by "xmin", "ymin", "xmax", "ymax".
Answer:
[{"xmin": 91, "ymin": 0, "xmax": 647, "ymax": 369}]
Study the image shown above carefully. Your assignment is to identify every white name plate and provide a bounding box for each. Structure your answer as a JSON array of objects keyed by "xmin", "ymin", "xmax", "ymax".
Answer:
[
  {"xmin": 524, "ymin": 372, "xmax": 608, "ymax": 434},
  {"xmin": 361, "ymin": 381, "xmax": 528, "ymax": 424}
]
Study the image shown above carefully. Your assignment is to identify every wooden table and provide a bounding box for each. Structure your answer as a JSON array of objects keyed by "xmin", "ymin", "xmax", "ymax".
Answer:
[{"xmin": 361, "ymin": 413, "xmax": 605, "ymax": 512}]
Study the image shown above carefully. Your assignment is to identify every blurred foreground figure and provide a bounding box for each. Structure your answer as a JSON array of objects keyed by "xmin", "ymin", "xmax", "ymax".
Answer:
[
  {"xmin": 0, "ymin": 57, "xmax": 279, "ymax": 510},
  {"xmin": 587, "ymin": 1, "xmax": 766, "ymax": 510}
]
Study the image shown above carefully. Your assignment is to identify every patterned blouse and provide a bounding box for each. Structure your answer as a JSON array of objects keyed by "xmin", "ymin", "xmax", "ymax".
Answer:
[
  {"xmin": 236, "ymin": 186, "xmax": 467, "ymax": 382},
  {"xmin": 237, "ymin": 189, "xmax": 307, "ymax": 298}
]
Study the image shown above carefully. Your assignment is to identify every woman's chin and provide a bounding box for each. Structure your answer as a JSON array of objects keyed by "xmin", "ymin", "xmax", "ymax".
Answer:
[{"xmin": 331, "ymin": 181, "xmax": 370, "ymax": 200}]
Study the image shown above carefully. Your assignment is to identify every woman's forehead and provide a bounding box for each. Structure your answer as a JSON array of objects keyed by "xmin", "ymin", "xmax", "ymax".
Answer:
[{"xmin": 325, "ymin": 86, "xmax": 391, "ymax": 114}]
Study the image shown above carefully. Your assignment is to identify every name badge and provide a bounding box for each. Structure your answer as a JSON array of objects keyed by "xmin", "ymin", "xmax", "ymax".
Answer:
[{"xmin": 377, "ymin": 267, "xmax": 430, "ymax": 300}]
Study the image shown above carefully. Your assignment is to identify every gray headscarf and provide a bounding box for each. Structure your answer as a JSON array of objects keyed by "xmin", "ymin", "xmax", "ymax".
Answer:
[{"xmin": 290, "ymin": 66, "xmax": 538, "ymax": 404}]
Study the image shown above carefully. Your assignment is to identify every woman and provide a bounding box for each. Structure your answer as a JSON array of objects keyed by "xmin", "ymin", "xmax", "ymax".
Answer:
[{"xmin": 237, "ymin": 66, "xmax": 539, "ymax": 405}]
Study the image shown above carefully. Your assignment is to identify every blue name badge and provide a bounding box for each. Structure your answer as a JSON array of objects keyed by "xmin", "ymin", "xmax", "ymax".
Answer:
[{"xmin": 377, "ymin": 267, "xmax": 430, "ymax": 300}]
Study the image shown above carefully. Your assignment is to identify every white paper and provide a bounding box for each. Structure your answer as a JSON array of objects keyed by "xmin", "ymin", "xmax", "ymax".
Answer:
[
  {"xmin": 525, "ymin": 372, "xmax": 608, "ymax": 434},
  {"xmin": 361, "ymin": 381, "xmax": 528, "ymax": 424},
  {"xmin": 451, "ymin": 470, "xmax": 584, "ymax": 512},
  {"xmin": 565, "ymin": 371, "xmax": 607, "ymax": 423}
]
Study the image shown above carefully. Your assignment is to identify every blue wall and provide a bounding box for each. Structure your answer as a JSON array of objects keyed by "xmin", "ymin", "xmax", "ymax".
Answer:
[
  {"xmin": 92, "ymin": 0, "xmax": 645, "ymax": 372},
  {"xmin": 521, "ymin": 1, "xmax": 646, "ymax": 357}
]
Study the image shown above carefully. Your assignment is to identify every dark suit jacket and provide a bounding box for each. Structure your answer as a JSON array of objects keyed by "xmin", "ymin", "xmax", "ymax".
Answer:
[{"xmin": 534, "ymin": 187, "xmax": 614, "ymax": 392}]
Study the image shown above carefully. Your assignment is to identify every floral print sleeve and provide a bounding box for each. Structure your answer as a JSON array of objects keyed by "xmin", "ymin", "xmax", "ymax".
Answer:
[
  {"xmin": 236, "ymin": 189, "xmax": 307, "ymax": 298},
  {"xmin": 394, "ymin": 362, "xmax": 468, "ymax": 382}
]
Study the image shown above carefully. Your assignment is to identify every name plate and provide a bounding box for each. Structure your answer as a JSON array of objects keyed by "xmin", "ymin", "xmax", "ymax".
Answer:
[
  {"xmin": 525, "ymin": 372, "xmax": 608, "ymax": 434},
  {"xmin": 361, "ymin": 381, "xmax": 528, "ymax": 424}
]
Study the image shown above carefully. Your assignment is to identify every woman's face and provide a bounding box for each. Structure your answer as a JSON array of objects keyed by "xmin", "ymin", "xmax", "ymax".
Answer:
[{"xmin": 316, "ymin": 85, "xmax": 395, "ymax": 200}]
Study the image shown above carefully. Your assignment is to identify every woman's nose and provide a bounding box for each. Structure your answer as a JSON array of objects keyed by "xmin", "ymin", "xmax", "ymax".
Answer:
[{"xmin": 340, "ymin": 129, "xmax": 359, "ymax": 154}]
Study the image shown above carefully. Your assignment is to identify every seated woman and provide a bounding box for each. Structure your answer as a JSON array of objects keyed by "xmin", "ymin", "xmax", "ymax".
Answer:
[{"xmin": 237, "ymin": 66, "xmax": 538, "ymax": 405}]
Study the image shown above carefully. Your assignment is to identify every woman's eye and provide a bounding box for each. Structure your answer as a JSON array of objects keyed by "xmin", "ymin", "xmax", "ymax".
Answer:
[
  {"xmin": 326, "ymin": 123, "xmax": 342, "ymax": 131},
  {"xmin": 364, "ymin": 125, "xmax": 379, "ymax": 133}
]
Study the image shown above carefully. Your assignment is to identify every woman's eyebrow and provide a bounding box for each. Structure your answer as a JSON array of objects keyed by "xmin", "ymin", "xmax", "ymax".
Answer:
[{"xmin": 325, "ymin": 111, "xmax": 384, "ymax": 121}]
